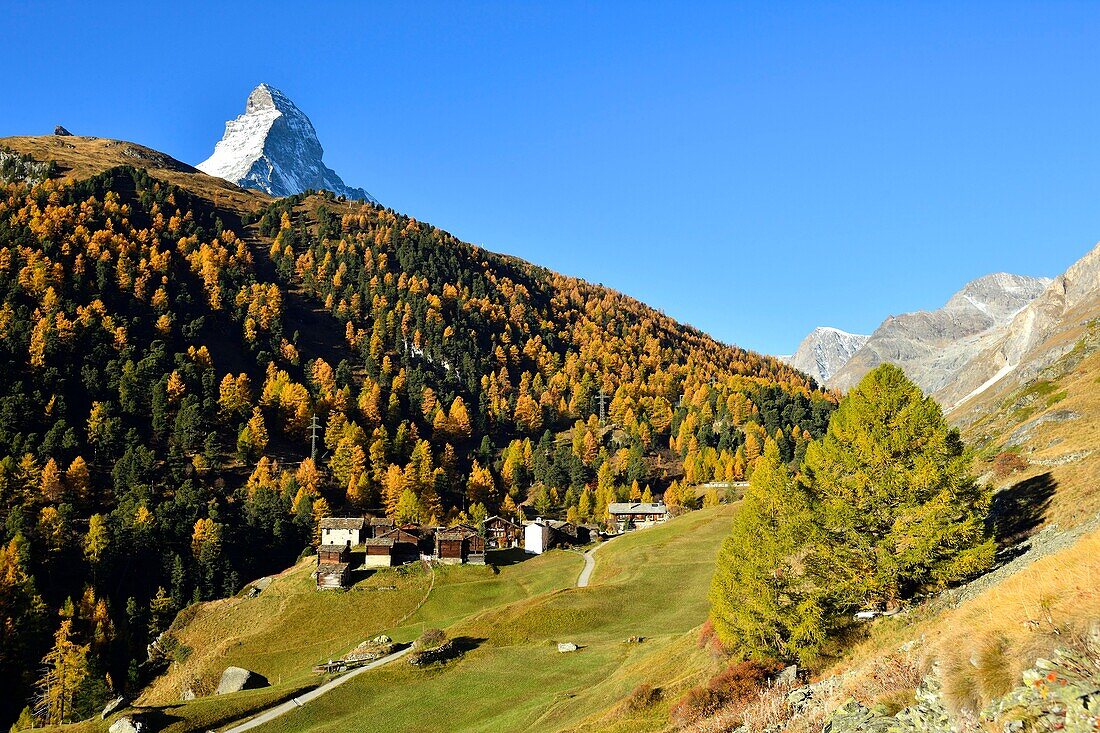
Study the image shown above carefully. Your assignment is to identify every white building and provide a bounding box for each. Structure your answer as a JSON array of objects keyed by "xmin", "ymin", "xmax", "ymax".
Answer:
[
  {"xmin": 319, "ymin": 517, "xmax": 366, "ymax": 548},
  {"xmin": 524, "ymin": 520, "xmax": 552, "ymax": 554}
]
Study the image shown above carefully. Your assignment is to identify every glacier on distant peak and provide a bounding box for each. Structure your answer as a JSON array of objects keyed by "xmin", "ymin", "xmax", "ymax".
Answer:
[{"xmin": 197, "ymin": 83, "xmax": 377, "ymax": 203}]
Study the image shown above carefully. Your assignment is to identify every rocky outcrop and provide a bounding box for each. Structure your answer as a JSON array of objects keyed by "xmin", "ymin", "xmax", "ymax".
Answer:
[
  {"xmin": 198, "ymin": 83, "xmax": 377, "ymax": 202},
  {"xmin": 815, "ymin": 644, "xmax": 1100, "ymax": 733},
  {"xmin": 407, "ymin": 640, "xmax": 460, "ymax": 666},
  {"xmin": 215, "ymin": 666, "xmax": 268, "ymax": 694},
  {"xmin": 108, "ymin": 716, "xmax": 144, "ymax": 733},
  {"xmin": 941, "ymin": 243, "xmax": 1100, "ymax": 410}
]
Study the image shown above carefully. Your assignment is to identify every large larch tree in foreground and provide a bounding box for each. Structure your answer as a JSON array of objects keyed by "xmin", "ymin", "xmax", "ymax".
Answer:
[
  {"xmin": 710, "ymin": 364, "xmax": 994, "ymax": 663},
  {"xmin": 803, "ymin": 364, "xmax": 994, "ymax": 611}
]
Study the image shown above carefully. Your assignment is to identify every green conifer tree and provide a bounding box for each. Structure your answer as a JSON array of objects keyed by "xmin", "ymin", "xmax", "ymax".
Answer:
[
  {"xmin": 802, "ymin": 364, "xmax": 994, "ymax": 610},
  {"xmin": 709, "ymin": 438, "xmax": 823, "ymax": 663}
]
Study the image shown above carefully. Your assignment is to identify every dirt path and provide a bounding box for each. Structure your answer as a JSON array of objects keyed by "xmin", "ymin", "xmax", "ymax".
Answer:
[
  {"xmin": 576, "ymin": 535, "xmax": 622, "ymax": 588},
  {"xmin": 576, "ymin": 548, "xmax": 598, "ymax": 588},
  {"xmin": 220, "ymin": 646, "xmax": 412, "ymax": 733}
]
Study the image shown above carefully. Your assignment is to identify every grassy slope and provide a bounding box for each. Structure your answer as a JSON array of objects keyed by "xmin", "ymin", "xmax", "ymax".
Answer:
[
  {"xmin": 951, "ymin": 317, "xmax": 1100, "ymax": 529},
  {"xmin": 141, "ymin": 549, "xmax": 582, "ymax": 705},
  {"xmin": 825, "ymin": 525, "xmax": 1100, "ymax": 714},
  {"xmin": 253, "ymin": 506, "xmax": 736, "ymax": 733},
  {"xmin": 1, "ymin": 135, "xmax": 265, "ymax": 214}
]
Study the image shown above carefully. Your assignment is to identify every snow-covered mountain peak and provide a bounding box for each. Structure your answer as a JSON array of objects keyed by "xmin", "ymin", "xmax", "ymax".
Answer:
[
  {"xmin": 197, "ymin": 83, "xmax": 377, "ymax": 203},
  {"xmin": 782, "ymin": 327, "xmax": 869, "ymax": 385}
]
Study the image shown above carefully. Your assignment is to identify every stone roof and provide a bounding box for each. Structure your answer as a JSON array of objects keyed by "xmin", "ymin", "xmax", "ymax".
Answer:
[
  {"xmin": 484, "ymin": 515, "xmax": 519, "ymax": 527},
  {"xmin": 317, "ymin": 544, "xmax": 348, "ymax": 554},
  {"xmin": 368, "ymin": 516, "xmax": 394, "ymax": 526},
  {"xmin": 608, "ymin": 502, "xmax": 668, "ymax": 516},
  {"xmin": 320, "ymin": 517, "xmax": 365, "ymax": 530},
  {"xmin": 316, "ymin": 562, "xmax": 350, "ymax": 573},
  {"xmin": 363, "ymin": 538, "xmax": 395, "ymax": 548},
  {"xmin": 436, "ymin": 530, "xmax": 474, "ymax": 541}
]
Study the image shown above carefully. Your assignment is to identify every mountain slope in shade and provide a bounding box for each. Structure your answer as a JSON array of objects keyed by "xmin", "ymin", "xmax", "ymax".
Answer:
[
  {"xmin": 829, "ymin": 272, "xmax": 1051, "ymax": 395},
  {"xmin": 783, "ymin": 327, "xmax": 869, "ymax": 385},
  {"xmin": 197, "ymin": 83, "xmax": 377, "ymax": 202}
]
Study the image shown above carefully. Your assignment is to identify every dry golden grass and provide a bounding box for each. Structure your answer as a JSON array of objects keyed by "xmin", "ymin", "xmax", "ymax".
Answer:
[
  {"xmin": 832, "ymin": 527, "xmax": 1100, "ymax": 715},
  {"xmin": 0, "ymin": 135, "xmax": 267, "ymax": 215},
  {"xmin": 957, "ymin": 334, "xmax": 1100, "ymax": 529}
]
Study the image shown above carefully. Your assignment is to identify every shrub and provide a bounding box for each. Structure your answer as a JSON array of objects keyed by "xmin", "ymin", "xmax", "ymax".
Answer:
[
  {"xmin": 707, "ymin": 660, "xmax": 779, "ymax": 704},
  {"xmin": 992, "ymin": 452, "xmax": 1028, "ymax": 480},
  {"xmin": 697, "ymin": 619, "xmax": 725, "ymax": 657},
  {"xmin": 624, "ymin": 683, "xmax": 662, "ymax": 712},
  {"xmin": 414, "ymin": 628, "xmax": 447, "ymax": 651},
  {"xmin": 670, "ymin": 661, "xmax": 778, "ymax": 727},
  {"xmin": 669, "ymin": 686, "xmax": 724, "ymax": 727}
]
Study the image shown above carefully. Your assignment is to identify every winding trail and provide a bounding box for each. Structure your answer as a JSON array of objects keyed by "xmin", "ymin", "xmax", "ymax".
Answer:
[
  {"xmin": 220, "ymin": 560, "xmax": 436, "ymax": 733},
  {"xmin": 576, "ymin": 548, "xmax": 597, "ymax": 588},
  {"xmin": 221, "ymin": 646, "xmax": 412, "ymax": 733},
  {"xmin": 576, "ymin": 534, "xmax": 621, "ymax": 588}
]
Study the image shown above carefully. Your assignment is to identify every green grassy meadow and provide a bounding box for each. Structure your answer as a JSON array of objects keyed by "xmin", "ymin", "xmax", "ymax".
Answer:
[{"xmin": 255, "ymin": 505, "xmax": 736, "ymax": 733}]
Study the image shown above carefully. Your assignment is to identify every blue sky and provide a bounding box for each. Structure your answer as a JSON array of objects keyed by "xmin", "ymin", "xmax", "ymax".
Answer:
[{"xmin": 3, "ymin": 1, "xmax": 1099, "ymax": 355}]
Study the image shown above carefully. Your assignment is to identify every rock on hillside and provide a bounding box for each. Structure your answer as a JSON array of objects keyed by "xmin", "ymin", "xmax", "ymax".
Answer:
[
  {"xmin": 829, "ymin": 272, "xmax": 1050, "ymax": 395},
  {"xmin": 198, "ymin": 83, "xmax": 377, "ymax": 202},
  {"xmin": 783, "ymin": 327, "xmax": 869, "ymax": 385}
]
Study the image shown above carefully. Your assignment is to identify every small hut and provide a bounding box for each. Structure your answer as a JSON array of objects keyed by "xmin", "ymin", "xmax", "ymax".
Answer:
[
  {"xmin": 362, "ymin": 537, "xmax": 396, "ymax": 567},
  {"xmin": 316, "ymin": 562, "xmax": 350, "ymax": 590}
]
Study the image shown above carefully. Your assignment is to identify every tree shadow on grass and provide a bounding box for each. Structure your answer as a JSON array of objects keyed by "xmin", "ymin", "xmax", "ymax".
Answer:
[
  {"xmin": 486, "ymin": 547, "xmax": 531, "ymax": 567},
  {"xmin": 987, "ymin": 472, "xmax": 1057, "ymax": 557},
  {"xmin": 450, "ymin": 636, "xmax": 487, "ymax": 654}
]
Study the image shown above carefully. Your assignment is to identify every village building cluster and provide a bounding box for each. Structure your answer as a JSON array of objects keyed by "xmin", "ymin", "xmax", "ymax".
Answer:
[{"xmin": 314, "ymin": 502, "xmax": 670, "ymax": 590}]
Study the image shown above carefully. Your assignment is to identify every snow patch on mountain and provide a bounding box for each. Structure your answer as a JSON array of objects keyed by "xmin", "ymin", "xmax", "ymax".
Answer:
[
  {"xmin": 197, "ymin": 83, "xmax": 377, "ymax": 203},
  {"xmin": 828, "ymin": 272, "xmax": 1052, "ymax": 395},
  {"xmin": 783, "ymin": 327, "xmax": 870, "ymax": 385}
]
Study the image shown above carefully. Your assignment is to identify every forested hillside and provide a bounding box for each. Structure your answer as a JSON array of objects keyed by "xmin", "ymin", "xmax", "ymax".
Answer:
[{"xmin": 0, "ymin": 137, "xmax": 835, "ymax": 727}]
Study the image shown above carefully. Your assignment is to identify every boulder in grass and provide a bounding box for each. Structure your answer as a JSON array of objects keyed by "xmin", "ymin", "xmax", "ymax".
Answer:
[
  {"xmin": 215, "ymin": 666, "xmax": 268, "ymax": 694},
  {"xmin": 108, "ymin": 716, "xmax": 143, "ymax": 733},
  {"xmin": 101, "ymin": 695, "xmax": 126, "ymax": 719},
  {"xmin": 557, "ymin": 642, "xmax": 579, "ymax": 653}
]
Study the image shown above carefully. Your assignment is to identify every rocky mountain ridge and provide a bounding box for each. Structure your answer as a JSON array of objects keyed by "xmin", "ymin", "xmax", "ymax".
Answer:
[
  {"xmin": 197, "ymin": 83, "xmax": 376, "ymax": 202},
  {"xmin": 794, "ymin": 272, "xmax": 1051, "ymax": 398},
  {"xmin": 782, "ymin": 327, "xmax": 869, "ymax": 385}
]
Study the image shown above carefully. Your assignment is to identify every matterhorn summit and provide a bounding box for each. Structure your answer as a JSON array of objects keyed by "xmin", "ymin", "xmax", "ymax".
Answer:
[{"xmin": 197, "ymin": 83, "xmax": 376, "ymax": 202}]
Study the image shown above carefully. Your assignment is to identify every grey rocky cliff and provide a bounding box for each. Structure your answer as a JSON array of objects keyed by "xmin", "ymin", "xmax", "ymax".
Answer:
[
  {"xmin": 783, "ymin": 327, "xmax": 869, "ymax": 385},
  {"xmin": 198, "ymin": 83, "xmax": 377, "ymax": 203},
  {"xmin": 827, "ymin": 272, "xmax": 1051, "ymax": 396}
]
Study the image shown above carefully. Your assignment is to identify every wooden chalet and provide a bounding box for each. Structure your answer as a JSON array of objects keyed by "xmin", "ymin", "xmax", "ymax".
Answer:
[
  {"xmin": 317, "ymin": 544, "xmax": 350, "ymax": 564},
  {"xmin": 377, "ymin": 526, "xmax": 424, "ymax": 563},
  {"xmin": 607, "ymin": 502, "xmax": 669, "ymax": 532},
  {"xmin": 482, "ymin": 515, "xmax": 521, "ymax": 549},
  {"xmin": 316, "ymin": 562, "xmax": 350, "ymax": 590},
  {"xmin": 434, "ymin": 525, "xmax": 486, "ymax": 565},
  {"xmin": 362, "ymin": 537, "xmax": 396, "ymax": 567},
  {"xmin": 366, "ymin": 516, "xmax": 395, "ymax": 538}
]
